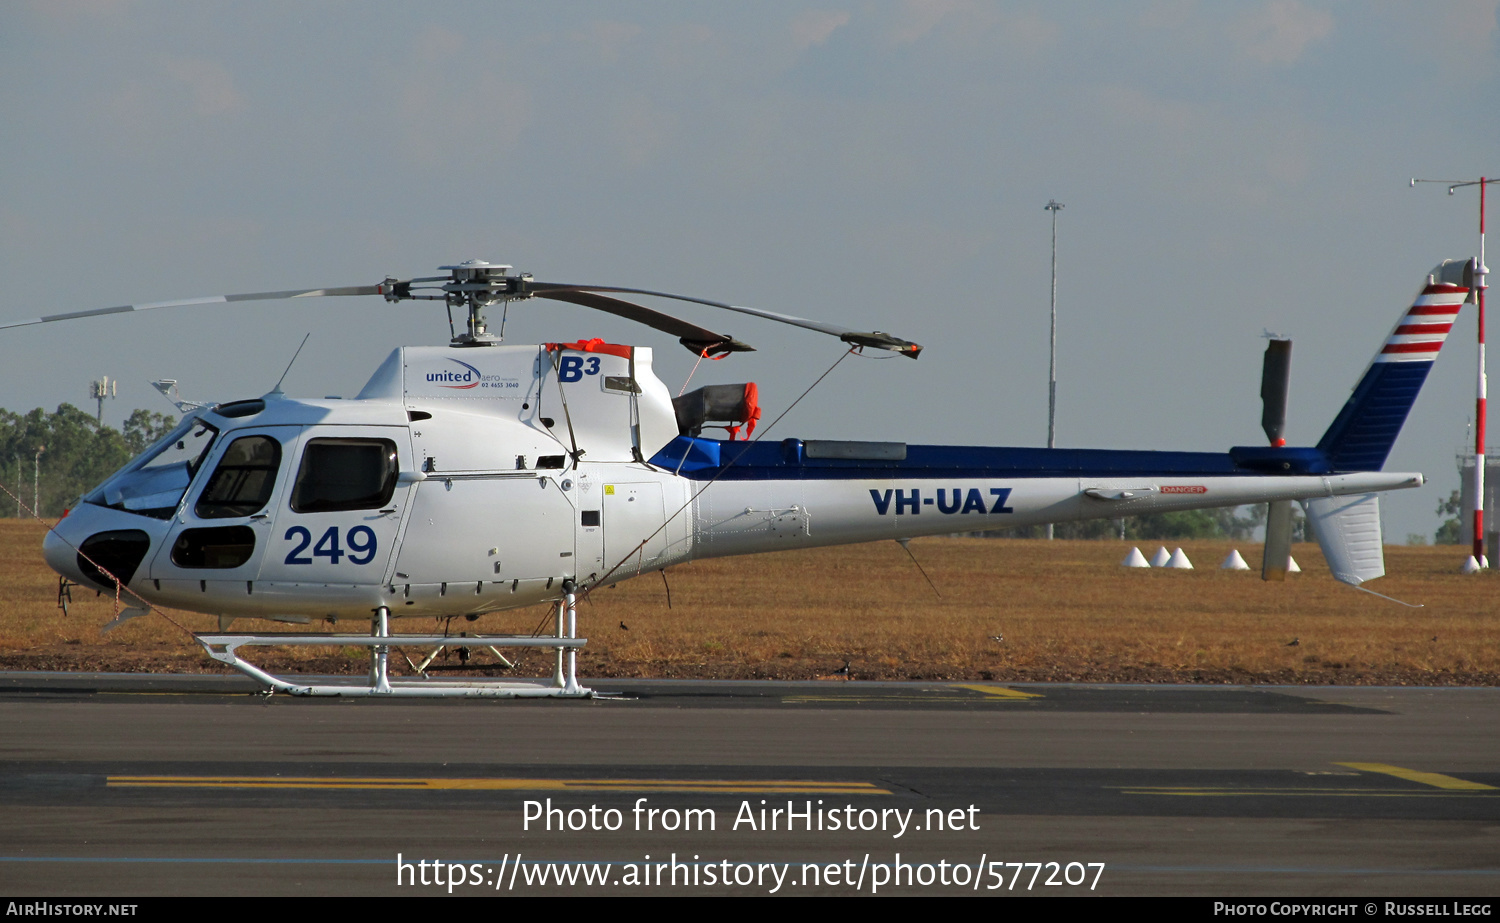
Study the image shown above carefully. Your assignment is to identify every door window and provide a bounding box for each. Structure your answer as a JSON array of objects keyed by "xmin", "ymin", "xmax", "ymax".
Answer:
[
  {"xmin": 290, "ymin": 439, "xmax": 399, "ymax": 513},
  {"xmin": 194, "ymin": 435, "xmax": 281, "ymax": 519}
]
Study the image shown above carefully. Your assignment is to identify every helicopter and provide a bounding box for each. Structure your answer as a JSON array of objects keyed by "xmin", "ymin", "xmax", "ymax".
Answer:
[{"xmin": 4, "ymin": 257, "xmax": 1474, "ymax": 697}]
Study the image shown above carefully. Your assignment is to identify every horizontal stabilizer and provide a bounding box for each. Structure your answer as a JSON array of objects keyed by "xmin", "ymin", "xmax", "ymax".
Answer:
[{"xmin": 1302, "ymin": 493, "xmax": 1384, "ymax": 586}]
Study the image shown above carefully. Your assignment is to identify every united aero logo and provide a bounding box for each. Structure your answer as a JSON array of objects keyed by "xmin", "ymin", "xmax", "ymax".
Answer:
[
  {"xmin": 426, "ymin": 358, "xmax": 519, "ymax": 390},
  {"xmin": 428, "ymin": 358, "xmax": 482, "ymax": 389}
]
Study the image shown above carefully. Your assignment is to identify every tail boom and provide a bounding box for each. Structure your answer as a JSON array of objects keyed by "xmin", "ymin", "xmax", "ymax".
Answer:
[{"xmin": 685, "ymin": 468, "xmax": 1421, "ymax": 560}]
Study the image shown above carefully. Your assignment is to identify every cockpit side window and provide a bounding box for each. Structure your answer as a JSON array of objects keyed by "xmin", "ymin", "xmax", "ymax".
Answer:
[
  {"xmin": 194, "ymin": 435, "xmax": 282, "ymax": 519},
  {"xmin": 140, "ymin": 419, "xmax": 219, "ymax": 478},
  {"xmin": 290, "ymin": 439, "xmax": 399, "ymax": 513}
]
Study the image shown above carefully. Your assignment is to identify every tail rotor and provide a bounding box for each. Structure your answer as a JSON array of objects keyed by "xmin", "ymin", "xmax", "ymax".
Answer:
[{"xmin": 1259, "ymin": 337, "xmax": 1296, "ymax": 581}]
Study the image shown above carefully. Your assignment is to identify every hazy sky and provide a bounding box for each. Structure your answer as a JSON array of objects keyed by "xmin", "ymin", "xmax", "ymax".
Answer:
[{"xmin": 2, "ymin": 1, "xmax": 1497, "ymax": 544}]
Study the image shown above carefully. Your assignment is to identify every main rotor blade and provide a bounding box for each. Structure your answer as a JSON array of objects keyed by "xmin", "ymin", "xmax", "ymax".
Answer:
[
  {"xmin": 527, "ymin": 282, "xmax": 922, "ymax": 358},
  {"xmin": 0, "ymin": 286, "xmax": 381, "ymax": 331},
  {"xmin": 532, "ymin": 290, "xmax": 754, "ymax": 356}
]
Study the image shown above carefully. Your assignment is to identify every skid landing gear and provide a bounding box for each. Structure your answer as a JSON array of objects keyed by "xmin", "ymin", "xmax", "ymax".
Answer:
[{"xmin": 195, "ymin": 585, "xmax": 592, "ymax": 698}]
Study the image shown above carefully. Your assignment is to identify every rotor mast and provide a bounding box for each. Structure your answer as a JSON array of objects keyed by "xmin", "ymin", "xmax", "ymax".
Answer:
[
  {"xmin": 374, "ymin": 260, "xmax": 531, "ymax": 346},
  {"xmin": 438, "ymin": 260, "xmax": 527, "ymax": 346}
]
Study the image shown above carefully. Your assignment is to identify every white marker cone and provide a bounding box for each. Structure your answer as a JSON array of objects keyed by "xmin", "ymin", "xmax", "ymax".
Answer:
[
  {"xmin": 1165, "ymin": 547, "xmax": 1193, "ymax": 569},
  {"xmin": 1287, "ymin": 556, "xmax": 1301, "ymax": 573},
  {"xmin": 1220, "ymin": 549, "xmax": 1250, "ymax": 571},
  {"xmin": 1149, "ymin": 546, "xmax": 1172, "ymax": 567},
  {"xmin": 1462, "ymin": 555, "xmax": 1482, "ymax": 574},
  {"xmin": 1121, "ymin": 547, "xmax": 1150, "ymax": 568}
]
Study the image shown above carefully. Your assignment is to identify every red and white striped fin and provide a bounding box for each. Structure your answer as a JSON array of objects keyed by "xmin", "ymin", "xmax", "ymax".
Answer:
[{"xmin": 1374, "ymin": 282, "xmax": 1468, "ymax": 364}]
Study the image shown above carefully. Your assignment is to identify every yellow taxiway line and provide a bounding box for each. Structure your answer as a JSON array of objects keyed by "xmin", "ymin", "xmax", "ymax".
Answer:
[
  {"xmin": 783, "ymin": 684, "xmax": 1042, "ymax": 704},
  {"xmin": 952, "ymin": 684, "xmax": 1044, "ymax": 700},
  {"xmin": 106, "ymin": 776, "xmax": 891, "ymax": 794},
  {"xmin": 1116, "ymin": 786, "xmax": 1494, "ymax": 799},
  {"xmin": 1335, "ymin": 762, "xmax": 1496, "ymax": 791},
  {"xmin": 1120, "ymin": 762, "xmax": 1495, "ymax": 798}
]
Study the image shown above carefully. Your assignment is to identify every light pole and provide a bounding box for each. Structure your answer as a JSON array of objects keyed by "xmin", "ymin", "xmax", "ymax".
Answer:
[
  {"xmin": 33, "ymin": 445, "xmax": 44, "ymax": 517},
  {"xmin": 1045, "ymin": 199, "xmax": 1064, "ymax": 540},
  {"xmin": 1413, "ymin": 176, "xmax": 1494, "ymax": 567}
]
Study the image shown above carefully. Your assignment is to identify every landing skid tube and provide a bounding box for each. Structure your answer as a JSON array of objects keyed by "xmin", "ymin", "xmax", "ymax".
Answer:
[{"xmin": 195, "ymin": 587, "xmax": 592, "ymax": 698}]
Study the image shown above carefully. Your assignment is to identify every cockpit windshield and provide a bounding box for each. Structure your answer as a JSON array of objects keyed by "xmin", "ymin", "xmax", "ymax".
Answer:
[{"xmin": 84, "ymin": 415, "xmax": 220, "ymax": 519}]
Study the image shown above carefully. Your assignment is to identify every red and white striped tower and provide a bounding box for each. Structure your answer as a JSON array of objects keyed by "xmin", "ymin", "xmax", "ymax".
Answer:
[
  {"xmin": 1414, "ymin": 176, "xmax": 1493, "ymax": 566},
  {"xmin": 1480, "ymin": 179, "xmax": 1488, "ymax": 565}
]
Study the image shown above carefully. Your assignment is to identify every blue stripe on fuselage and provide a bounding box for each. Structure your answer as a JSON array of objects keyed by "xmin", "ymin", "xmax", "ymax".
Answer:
[{"xmin": 650, "ymin": 436, "xmax": 1245, "ymax": 481}]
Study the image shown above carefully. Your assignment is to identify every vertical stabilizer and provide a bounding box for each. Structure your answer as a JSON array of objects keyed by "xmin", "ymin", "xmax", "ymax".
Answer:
[
  {"xmin": 1302, "ymin": 493, "xmax": 1384, "ymax": 586},
  {"xmin": 1316, "ymin": 264, "xmax": 1470, "ymax": 471}
]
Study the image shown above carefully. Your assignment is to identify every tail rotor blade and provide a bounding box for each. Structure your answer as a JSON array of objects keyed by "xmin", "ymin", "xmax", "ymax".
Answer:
[
  {"xmin": 1261, "ymin": 338, "xmax": 1294, "ymax": 581},
  {"xmin": 1261, "ymin": 338, "xmax": 1292, "ymax": 446},
  {"xmin": 1262, "ymin": 499, "xmax": 1295, "ymax": 581}
]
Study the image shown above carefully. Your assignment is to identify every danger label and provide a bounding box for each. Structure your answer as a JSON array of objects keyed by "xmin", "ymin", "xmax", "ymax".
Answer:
[{"xmin": 1160, "ymin": 485, "xmax": 1207, "ymax": 494}]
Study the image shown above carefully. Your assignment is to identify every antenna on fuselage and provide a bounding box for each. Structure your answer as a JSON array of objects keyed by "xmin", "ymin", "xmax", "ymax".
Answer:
[{"xmin": 267, "ymin": 333, "xmax": 312, "ymax": 399}]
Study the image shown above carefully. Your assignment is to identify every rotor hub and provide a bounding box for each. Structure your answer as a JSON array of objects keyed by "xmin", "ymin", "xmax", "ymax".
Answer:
[{"xmin": 436, "ymin": 260, "xmax": 532, "ymax": 346}]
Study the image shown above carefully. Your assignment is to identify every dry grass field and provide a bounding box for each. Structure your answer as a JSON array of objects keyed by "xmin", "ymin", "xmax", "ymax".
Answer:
[{"xmin": 1, "ymin": 519, "xmax": 1496, "ymax": 684}]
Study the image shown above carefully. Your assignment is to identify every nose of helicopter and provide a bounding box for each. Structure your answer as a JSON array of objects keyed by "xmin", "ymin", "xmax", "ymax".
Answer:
[
  {"xmin": 42, "ymin": 521, "xmax": 86, "ymax": 584},
  {"xmin": 43, "ymin": 508, "xmax": 157, "ymax": 592}
]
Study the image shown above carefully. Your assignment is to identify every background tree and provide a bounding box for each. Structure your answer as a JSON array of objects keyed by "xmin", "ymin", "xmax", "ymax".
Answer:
[
  {"xmin": 123, "ymin": 409, "xmax": 178, "ymax": 454},
  {"xmin": 0, "ymin": 405, "xmax": 178, "ymax": 518},
  {"xmin": 1434, "ymin": 489, "xmax": 1463, "ymax": 545},
  {"xmin": 982, "ymin": 503, "xmax": 1278, "ymax": 541}
]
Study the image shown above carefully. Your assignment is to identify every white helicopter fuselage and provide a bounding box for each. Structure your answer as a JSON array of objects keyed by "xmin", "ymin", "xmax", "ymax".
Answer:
[{"xmin": 44, "ymin": 339, "xmax": 1420, "ymax": 625}]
